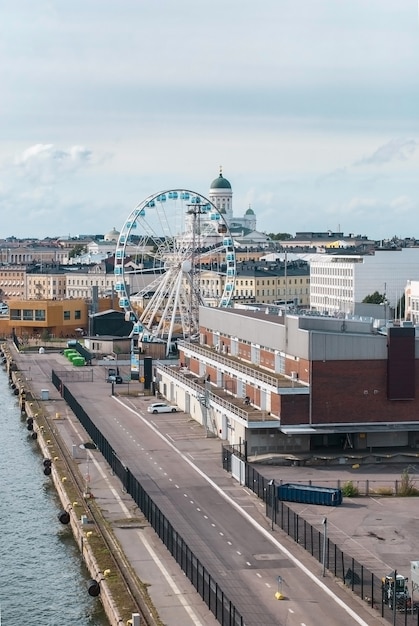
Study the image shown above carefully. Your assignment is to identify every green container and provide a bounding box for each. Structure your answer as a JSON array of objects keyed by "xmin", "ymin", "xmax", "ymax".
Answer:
[{"xmin": 73, "ymin": 357, "xmax": 85, "ymax": 367}]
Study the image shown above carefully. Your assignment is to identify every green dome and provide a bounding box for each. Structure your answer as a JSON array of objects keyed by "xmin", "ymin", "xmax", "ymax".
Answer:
[
  {"xmin": 210, "ymin": 172, "xmax": 231, "ymax": 190},
  {"xmin": 245, "ymin": 207, "xmax": 255, "ymax": 215}
]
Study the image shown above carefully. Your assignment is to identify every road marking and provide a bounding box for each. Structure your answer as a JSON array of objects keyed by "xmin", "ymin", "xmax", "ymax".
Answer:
[
  {"xmin": 65, "ymin": 416, "xmax": 206, "ymax": 625},
  {"xmin": 115, "ymin": 397, "xmax": 371, "ymax": 626},
  {"xmin": 256, "ymin": 573, "xmax": 262, "ymax": 578}
]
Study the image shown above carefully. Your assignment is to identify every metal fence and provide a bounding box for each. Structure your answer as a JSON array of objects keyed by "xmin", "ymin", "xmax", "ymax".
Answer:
[
  {"xmin": 51, "ymin": 370, "xmax": 244, "ymax": 626},
  {"xmin": 222, "ymin": 445, "xmax": 419, "ymax": 626},
  {"xmin": 53, "ymin": 369, "xmax": 94, "ymax": 383}
]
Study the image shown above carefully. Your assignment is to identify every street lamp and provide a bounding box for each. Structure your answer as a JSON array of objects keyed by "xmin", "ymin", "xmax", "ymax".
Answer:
[{"xmin": 322, "ymin": 517, "xmax": 328, "ymax": 576}]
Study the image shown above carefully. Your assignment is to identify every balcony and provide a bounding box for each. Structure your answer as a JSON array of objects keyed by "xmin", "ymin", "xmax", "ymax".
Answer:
[
  {"xmin": 159, "ymin": 363, "xmax": 279, "ymax": 424},
  {"xmin": 178, "ymin": 339, "xmax": 307, "ymax": 392}
]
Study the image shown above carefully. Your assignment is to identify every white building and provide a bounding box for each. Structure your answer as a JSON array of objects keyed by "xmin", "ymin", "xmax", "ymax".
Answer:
[
  {"xmin": 405, "ymin": 280, "xmax": 419, "ymax": 324},
  {"xmin": 208, "ymin": 169, "xmax": 257, "ymax": 233},
  {"xmin": 310, "ymin": 248, "xmax": 419, "ymax": 314}
]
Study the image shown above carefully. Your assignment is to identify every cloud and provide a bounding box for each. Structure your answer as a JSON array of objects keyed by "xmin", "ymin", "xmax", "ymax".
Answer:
[
  {"xmin": 15, "ymin": 144, "xmax": 93, "ymax": 184},
  {"xmin": 354, "ymin": 138, "xmax": 418, "ymax": 167},
  {"xmin": 389, "ymin": 195, "xmax": 416, "ymax": 213}
]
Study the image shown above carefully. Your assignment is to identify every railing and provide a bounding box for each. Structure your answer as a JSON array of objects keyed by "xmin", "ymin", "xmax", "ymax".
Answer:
[
  {"xmin": 178, "ymin": 339, "xmax": 286, "ymax": 389},
  {"xmin": 223, "ymin": 445, "xmax": 419, "ymax": 626},
  {"xmin": 159, "ymin": 364, "xmax": 250, "ymax": 421},
  {"xmin": 52, "ymin": 370, "xmax": 245, "ymax": 626}
]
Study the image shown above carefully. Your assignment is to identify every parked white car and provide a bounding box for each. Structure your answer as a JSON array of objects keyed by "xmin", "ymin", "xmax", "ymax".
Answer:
[{"xmin": 147, "ymin": 402, "xmax": 178, "ymax": 414}]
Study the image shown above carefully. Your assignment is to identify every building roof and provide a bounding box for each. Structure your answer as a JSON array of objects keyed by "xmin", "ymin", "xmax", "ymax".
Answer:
[
  {"xmin": 210, "ymin": 172, "xmax": 231, "ymax": 190},
  {"xmin": 236, "ymin": 260, "xmax": 309, "ymax": 278}
]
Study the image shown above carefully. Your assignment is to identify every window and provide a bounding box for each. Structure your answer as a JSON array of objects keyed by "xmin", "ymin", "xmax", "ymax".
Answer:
[
  {"xmin": 75, "ymin": 310, "xmax": 81, "ymax": 320},
  {"xmin": 10, "ymin": 309, "xmax": 21, "ymax": 320},
  {"xmin": 64, "ymin": 310, "xmax": 71, "ymax": 320},
  {"xmin": 23, "ymin": 309, "xmax": 34, "ymax": 321},
  {"xmin": 35, "ymin": 310, "xmax": 46, "ymax": 321}
]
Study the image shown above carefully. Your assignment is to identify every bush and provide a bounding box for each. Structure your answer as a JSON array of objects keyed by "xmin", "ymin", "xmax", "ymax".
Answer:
[
  {"xmin": 398, "ymin": 469, "xmax": 419, "ymax": 496},
  {"xmin": 342, "ymin": 480, "xmax": 359, "ymax": 497}
]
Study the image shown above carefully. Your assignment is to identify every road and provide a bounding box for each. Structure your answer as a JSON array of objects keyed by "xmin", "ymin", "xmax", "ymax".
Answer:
[
  {"xmin": 12, "ymin": 350, "xmax": 386, "ymax": 626},
  {"xmin": 72, "ymin": 369, "xmax": 383, "ymax": 626}
]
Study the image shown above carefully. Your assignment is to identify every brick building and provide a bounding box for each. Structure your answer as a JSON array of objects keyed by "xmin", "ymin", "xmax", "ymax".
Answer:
[{"xmin": 156, "ymin": 307, "xmax": 418, "ymax": 456}]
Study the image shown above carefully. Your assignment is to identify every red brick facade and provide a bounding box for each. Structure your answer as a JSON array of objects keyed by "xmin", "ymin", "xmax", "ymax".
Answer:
[{"xmin": 311, "ymin": 360, "xmax": 417, "ymax": 424}]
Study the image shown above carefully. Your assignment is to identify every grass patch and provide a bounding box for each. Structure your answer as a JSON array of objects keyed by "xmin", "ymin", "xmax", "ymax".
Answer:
[{"xmin": 371, "ymin": 486, "xmax": 393, "ymax": 496}]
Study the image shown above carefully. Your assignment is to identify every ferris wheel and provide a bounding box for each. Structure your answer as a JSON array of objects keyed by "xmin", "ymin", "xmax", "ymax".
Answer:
[{"xmin": 114, "ymin": 189, "xmax": 236, "ymax": 348}]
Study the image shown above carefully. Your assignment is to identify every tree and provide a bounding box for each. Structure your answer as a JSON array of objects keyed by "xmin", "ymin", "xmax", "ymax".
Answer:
[
  {"xmin": 68, "ymin": 244, "xmax": 87, "ymax": 259},
  {"xmin": 362, "ymin": 291, "xmax": 386, "ymax": 305},
  {"xmin": 267, "ymin": 233, "xmax": 292, "ymax": 241}
]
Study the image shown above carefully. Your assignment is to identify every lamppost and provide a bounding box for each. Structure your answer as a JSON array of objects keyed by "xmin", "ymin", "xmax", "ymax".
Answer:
[{"xmin": 322, "ymin": 517, "xmax": 328, "ymax": 576}]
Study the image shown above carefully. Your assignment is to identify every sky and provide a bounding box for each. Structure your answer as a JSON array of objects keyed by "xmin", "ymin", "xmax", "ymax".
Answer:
[{"xmin": 1, "ymin": 0, "xmax": 419, "ymax": 240}]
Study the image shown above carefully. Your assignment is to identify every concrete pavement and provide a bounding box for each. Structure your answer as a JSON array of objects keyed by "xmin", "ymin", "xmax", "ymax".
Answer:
[{"xmin": 6, "ymin": 346, "xmax": 393, "ymax": 626}]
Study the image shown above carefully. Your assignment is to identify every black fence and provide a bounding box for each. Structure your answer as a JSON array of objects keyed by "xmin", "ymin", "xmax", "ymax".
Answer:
[
  {"xmin": 223, "ymin": 445, "xmax": 419, "ymax": 626},
  {"xmin": 51, "ymin": 370, "xmax": 244, "ymax": 626}
]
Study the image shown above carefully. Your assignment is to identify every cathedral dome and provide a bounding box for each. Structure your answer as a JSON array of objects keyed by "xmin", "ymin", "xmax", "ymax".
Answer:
[
  {"xmin": 210, "ymin": 171, "xmax": 231, "ymax": 190},
  {"xmin": 104, "ymin": 227, "xmax": 120, "ymax": 242},
  {"xmin": 245, "ymin": 207, "xmax": 255, "ymax": 215}
]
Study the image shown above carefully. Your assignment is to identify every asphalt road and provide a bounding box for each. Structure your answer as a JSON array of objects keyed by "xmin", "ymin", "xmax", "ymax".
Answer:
[
  {"xmin": 73, "ymin": 372, "xmax": 384, "ymax": 626},
  {"xmin": 11, "ymin": 350, "xmax": 388, "ymax": 626}
]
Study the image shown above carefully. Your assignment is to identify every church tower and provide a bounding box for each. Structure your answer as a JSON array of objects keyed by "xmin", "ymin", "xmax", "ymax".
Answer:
[{"xmin": 209, "ymin": 167, "xmax": 233, "ymax": 225}]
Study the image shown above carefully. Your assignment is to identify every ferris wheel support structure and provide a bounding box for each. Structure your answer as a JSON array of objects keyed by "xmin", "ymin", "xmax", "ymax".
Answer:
[{"xmin": 114, "ymin": 189, "xmax": 236, "ymax": 352}]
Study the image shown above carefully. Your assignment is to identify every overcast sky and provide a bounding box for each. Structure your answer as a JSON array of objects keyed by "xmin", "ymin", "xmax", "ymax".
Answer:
[{"xmin": 1, "ymin": 0, "xmax": 419, "ymax": 240}]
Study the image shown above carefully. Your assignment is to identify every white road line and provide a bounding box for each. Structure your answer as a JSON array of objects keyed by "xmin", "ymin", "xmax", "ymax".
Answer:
[
  {"xmin": 65, "ymin": 416, "xmax": 206, "ymax": 626},
  {"xmin": 114, "ymin": 397, "xmax": 370, "ymax": 626},
  {"xmin": 136, "ymin": 532, "xmax": 204, "ymax": 626}
]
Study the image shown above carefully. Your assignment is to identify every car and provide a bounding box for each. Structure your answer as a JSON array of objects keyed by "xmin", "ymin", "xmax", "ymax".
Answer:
[
  {"xmin": 147, "ymin": 402, "xmax": 178, "ymax": 414},
  {"xmin": 107, "ymin": 375, "xmax": 123, "ymax": 384}
]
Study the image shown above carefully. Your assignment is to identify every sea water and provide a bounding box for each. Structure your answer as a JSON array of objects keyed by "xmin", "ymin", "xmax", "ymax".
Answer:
[{"xmin": 0, "ymin": 368, "xmax": 108, "ymax": 625}]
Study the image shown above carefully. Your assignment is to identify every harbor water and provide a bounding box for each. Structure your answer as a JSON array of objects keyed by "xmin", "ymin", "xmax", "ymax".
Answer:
[{"xmin": 0, "ymin": 367, "xmax": 109, "ymax": 626}]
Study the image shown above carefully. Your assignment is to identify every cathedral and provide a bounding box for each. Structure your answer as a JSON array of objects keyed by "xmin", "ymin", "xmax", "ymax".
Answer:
[{"xmin": 208, "ymin": 169, "xmax": 257, "ymax": 234}]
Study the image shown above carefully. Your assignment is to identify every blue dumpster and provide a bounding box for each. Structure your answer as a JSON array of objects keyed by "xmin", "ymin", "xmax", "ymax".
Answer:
[{"xmin": 277, "ymin": 483, "xmax": 342, "ymax": 506}]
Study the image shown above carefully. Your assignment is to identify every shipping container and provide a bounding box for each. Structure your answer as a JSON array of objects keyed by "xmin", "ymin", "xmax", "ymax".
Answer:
[{"xmin": 277, "ymin": 483, "xmax": 342, "ymax": 506}]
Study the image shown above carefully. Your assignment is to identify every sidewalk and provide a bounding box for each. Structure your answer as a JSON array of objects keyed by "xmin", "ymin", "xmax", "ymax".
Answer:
[
  {"xmin": 8, "ymin": 348, "xmax": 220, "ymax": 626},
  {"xmin": 8, "ymin": 346, "xmax": 389, "ymax": 626}
]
